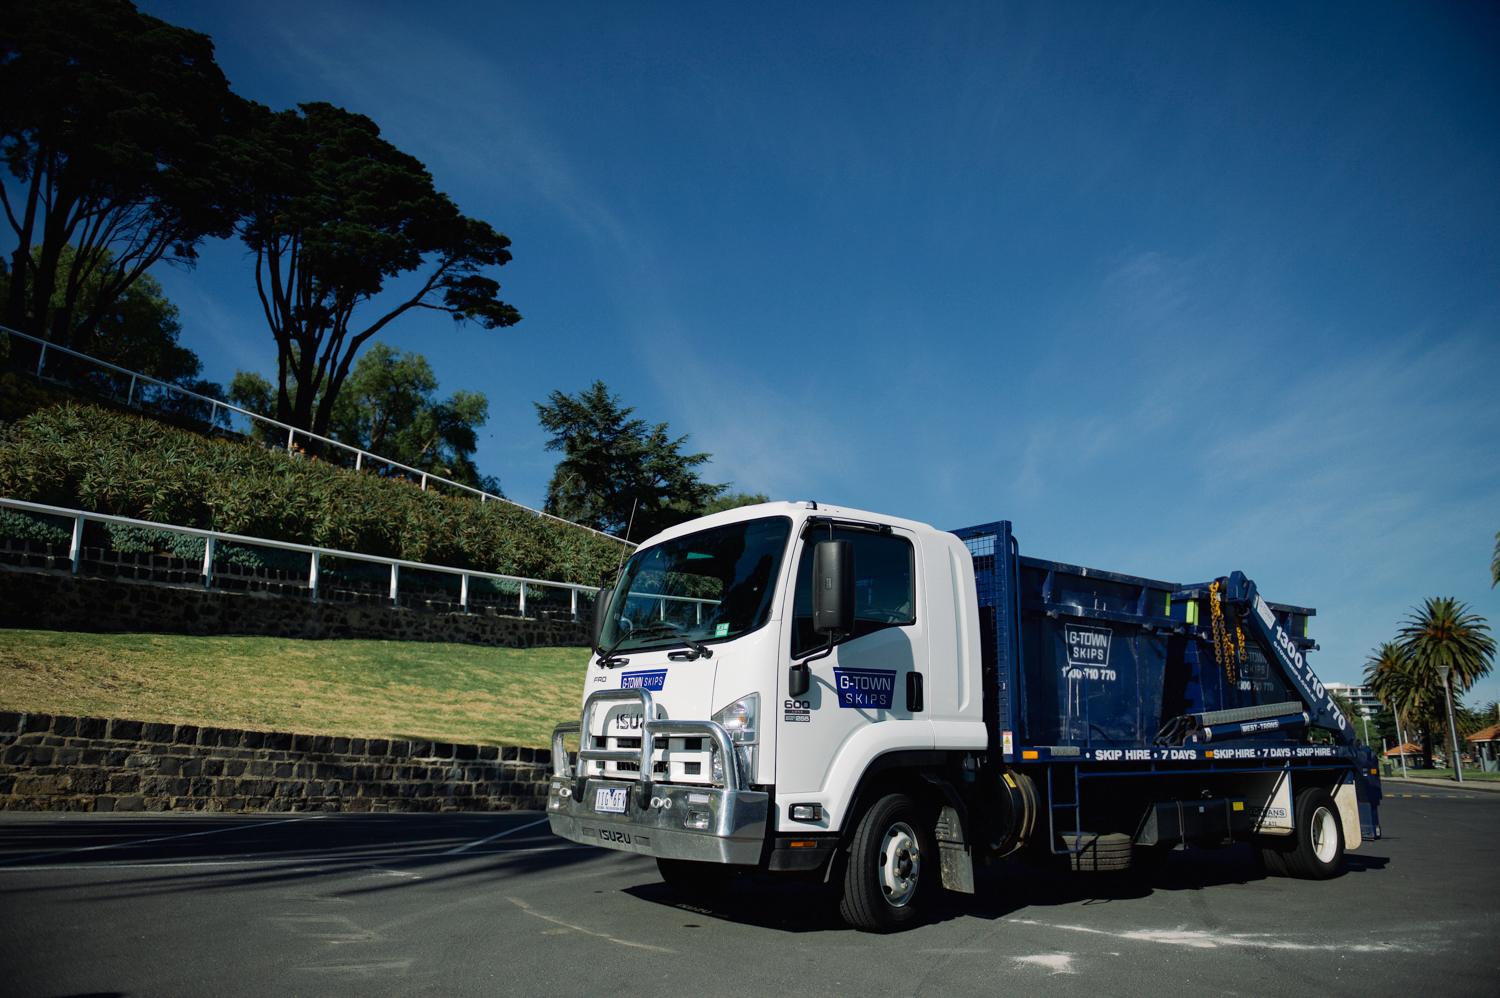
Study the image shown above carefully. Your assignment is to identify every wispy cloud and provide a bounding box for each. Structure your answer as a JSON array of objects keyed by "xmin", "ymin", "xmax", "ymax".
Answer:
[{"xmin": 261, "ymin": 6, "xmax": 641, "ymax": 264}]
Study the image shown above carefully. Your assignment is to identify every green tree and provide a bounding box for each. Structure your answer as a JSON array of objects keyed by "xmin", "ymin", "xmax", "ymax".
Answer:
[
  {"xmin": 535, "ymin": 381, "xmax": 729, "ymax": 539},
  {"xmin": 328, "ymin": 342, "xmax": 437, "ymax": 458},
  {"xmin": 1394, "ymin": 598, "xmax": 1495, "ymax": 767},
  {"xmin": 1399, "ymin": 598, "xmax": 1496, "ymax": 694},
  {"xmin": 1326, "ymin": 688, "xmax": 1360, "ymax": 741},
  {"xmin": 3, "ymin": 245, "xmax": 198, "ymax": 380},
  {"xmin": 328, "ymin": 343, "xmax": 496, "ymax": 491},
  {"xmin": 1, "ymin": 0, "xmax": 245, "ymax": 352},
  {"xmin": 702, "ymin": 491, "xmax": 771, "ymax": 515},
  {"xmin": 237, "ymin": 102, "xmax": 519, "ymax": 442},
  {"xmin": 227, "ymin": 369, "xmax": 276, "ymax": 425},
  {"xmin": 230, "ymin": 343, "xmax": 498, "ymax": 492},
  {"xmin": 2, "ymin": 244, "xmax": 225, "ymax": 425},
  {"xmin": 1365, "ymin": 640, "xmax": 1441, "ymax": 766},
  {"xmin": 1491, "ymin": 531, "xmax": 1498, "ymax": 588}
]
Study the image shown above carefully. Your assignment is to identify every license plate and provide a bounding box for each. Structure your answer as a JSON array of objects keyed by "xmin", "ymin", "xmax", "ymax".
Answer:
[{"xmin": 594, "ymin": 787, "xmax": 628, "ymax": 814}]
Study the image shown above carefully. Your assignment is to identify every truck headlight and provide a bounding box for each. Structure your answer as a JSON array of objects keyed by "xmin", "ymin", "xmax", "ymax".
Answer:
[
  {"xmin": 712, "ymin": 694, "xmax": 758, "ymax": 783},
  {"xmin": 713, "ymin": 694, "xmax": 758, "ymax": 744}
]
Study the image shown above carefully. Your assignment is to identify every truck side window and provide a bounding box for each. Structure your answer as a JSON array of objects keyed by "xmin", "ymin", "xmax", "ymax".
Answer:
[{"xmin": 791, "ymin": 528, "xmax": 915, "ymax": 657}]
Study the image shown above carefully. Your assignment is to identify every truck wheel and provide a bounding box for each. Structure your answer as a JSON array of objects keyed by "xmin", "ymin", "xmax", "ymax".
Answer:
[
  {"xmin": 1253, "ymin": 836, "xmax": 1292, "ymax": 877},
  {"xmin": 1063, "ymin": 832, "xmax": 1133, "ymax": 871},
  {"xmin": 1283, "ymin": 787, "xmax": 1344, "ymax": 880},
  {"xmin": 838, "ymin": 793, "xmax": 933, "ymax": 933},
  {"xmin": 656, "ymin": 858, "xmax": 737, "ymax": 896}
]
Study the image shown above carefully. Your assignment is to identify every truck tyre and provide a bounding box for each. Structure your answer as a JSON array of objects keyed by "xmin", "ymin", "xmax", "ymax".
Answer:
[
  {"xmin": 838, "ymin": 793, "xmax": 933, "ymax": 933},
  {"xmin": 1063, "ymin": 832, "xmax": 1133, "ymax": 872},
  {"xmin": 1282, "ymin": 787, "xmax": 1344, "ymax": 880},
  {"xmin": 656, "ymin": 858, "xmax": 737, "ymax": 896},
  {"xmin": 1253, "ymin": 836, "xmax": 1292, "ymax": 877}
]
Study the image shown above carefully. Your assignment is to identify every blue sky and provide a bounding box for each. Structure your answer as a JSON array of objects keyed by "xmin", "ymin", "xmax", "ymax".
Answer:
[{"xmin": 42, "ymin": 2, "xmax": 1500, "ymax": 704}]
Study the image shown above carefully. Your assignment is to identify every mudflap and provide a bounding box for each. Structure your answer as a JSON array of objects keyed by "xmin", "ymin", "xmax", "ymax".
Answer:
[{"xmin": 936, "ymin": 804, "xmax": 975, "ymax": 894}]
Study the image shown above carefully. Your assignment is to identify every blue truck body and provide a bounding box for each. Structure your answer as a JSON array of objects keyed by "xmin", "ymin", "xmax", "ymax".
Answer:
[{"xmin": 953, "ymin": 519, "xmax": 1381, "ymax": 851}]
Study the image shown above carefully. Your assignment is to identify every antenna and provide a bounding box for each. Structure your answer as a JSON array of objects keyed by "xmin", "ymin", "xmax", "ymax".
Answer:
[{"xmin": 615, "ymin": 498, "xmax": 639, "ymax": 575}]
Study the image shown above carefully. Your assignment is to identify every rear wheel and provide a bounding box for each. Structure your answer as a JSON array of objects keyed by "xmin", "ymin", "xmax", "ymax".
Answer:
[
  {"xmin": 1256, "ymin": 787, "xmax": 1344, "ymax": 880},
  {"xmin": 656, "ymin": 858, "xmax": 737, "ymax": 896},
  {"xmin": 838, "ymin": 793, "xmax": 934, "ymax": 933},
  {"xmin": 1284, "ymin": 788, "xmax": 1344, "ymax": 879},
  {"xmin": 1253, "ymin": 836, "xmax": 1292, "ymax": 877}
]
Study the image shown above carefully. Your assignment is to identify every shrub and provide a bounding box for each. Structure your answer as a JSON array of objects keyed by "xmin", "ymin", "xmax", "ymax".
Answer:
[{"xmin": 0, "ymin": 403, "xmax": 625, "ymax": 584}]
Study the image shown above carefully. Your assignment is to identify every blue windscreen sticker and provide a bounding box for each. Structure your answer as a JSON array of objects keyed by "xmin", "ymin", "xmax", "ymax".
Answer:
[
  {"xmin": 621, "ymin": 670, "xmax": 667, "ymax": 691},
  {"xmin": 832, "ymin": 668, "xmax": 897, "ymax": 709}
]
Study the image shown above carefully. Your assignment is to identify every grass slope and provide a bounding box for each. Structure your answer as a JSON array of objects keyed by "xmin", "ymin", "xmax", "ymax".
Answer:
[{"xmin": 0, "ymin": 629, "xmax": 588, "ymax": 748}]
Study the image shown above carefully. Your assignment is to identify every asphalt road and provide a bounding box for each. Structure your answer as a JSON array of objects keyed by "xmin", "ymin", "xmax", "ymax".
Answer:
[{"xmin": 1, "ymin": 788, "xmax": 1495, "ymax": 998}]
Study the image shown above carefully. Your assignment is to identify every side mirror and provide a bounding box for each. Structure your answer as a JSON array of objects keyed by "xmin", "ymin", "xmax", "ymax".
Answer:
[
  {"xmin": 812, "ymin": 540, "xmax": 855, "ymax": 636},
  {"xmin": 788, "ymin": 662, "xmax": 811, "ymax": 698},
  {"xmin": 590, "ymin": 584, "xmax": 613, "ymax": 647}
]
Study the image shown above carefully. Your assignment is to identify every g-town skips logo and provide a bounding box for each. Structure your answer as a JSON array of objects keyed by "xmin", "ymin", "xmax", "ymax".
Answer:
[
  {"xmin": 832, "ymin": 668, "xmax": 897, "ymax": 709},
  {"xmin": 1063, "ymin": 624, "xmax": 1116, "ymax": 681},
  {"xmin": 621, "ymin": 670, "xmax": 667, "ymax": 691}
]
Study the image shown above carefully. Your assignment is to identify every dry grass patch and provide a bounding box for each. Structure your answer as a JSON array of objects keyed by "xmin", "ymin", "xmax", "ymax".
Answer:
[{"xmin": 0, "ymin": 629, "xmax": 589, "ymax": 747}]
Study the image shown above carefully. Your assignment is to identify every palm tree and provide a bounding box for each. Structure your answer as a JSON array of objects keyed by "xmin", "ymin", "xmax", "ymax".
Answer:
[
  {"xmin": 1364, "ymin": 641, "xmax": 1436, "ymax": 766},
  {"xmin": 1398, "ymin": 598, "xmax": 1495, "ymax": 770}
]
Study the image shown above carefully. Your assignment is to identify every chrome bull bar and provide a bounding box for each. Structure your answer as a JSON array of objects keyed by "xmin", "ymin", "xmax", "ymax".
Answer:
[
  {"xmin": 548, "ymin": 688, "xmax": 767, "ymax": 865},
  {"xmin": 550, "ymin": 687, "xmax": 746, "ymax": 798}
]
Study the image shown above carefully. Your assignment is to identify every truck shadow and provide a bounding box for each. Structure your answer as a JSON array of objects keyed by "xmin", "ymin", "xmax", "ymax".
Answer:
[{"xmin": 622, "ymin": 842, "xmax": 1391, "ymax": 933}]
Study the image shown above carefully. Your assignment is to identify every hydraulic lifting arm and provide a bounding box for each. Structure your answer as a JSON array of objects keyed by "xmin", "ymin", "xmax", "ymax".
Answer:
[{"xmin": 1208, "ymin": 571, "xmax": 1353, "ymax": 746}]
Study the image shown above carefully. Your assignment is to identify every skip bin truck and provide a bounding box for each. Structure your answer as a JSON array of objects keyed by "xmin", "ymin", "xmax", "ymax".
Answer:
[{"xmin": 547, "ymin": 501, "xmax": 1381, "ymax": 932}]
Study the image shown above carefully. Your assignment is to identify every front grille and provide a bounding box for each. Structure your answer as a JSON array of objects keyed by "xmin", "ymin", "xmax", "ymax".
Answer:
[{"xmin": 589, "ymin": 733, "xmax": 717, "ymax": 784}]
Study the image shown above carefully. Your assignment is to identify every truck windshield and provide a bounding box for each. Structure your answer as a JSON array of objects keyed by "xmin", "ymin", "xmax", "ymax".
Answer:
[{"xmin": 600, "ymin": 516, "xmax": 793, "ymax": 655}]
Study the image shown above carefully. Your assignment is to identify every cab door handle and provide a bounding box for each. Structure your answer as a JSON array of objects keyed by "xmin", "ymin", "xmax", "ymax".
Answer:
[{"xmin": 906, "ymin": 672, "xmax": 924, "ymax": 712}]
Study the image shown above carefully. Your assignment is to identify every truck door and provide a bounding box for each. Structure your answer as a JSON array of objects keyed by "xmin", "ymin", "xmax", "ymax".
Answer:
[{"xmin": 775, "ymin": 524, "xmax": 932, "ymax": 827}]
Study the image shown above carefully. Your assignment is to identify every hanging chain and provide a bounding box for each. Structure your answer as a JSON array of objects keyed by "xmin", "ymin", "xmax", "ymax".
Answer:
[{"xmin": 1208, "ymin": 580, "xmax": 1242, "ymax": 684}]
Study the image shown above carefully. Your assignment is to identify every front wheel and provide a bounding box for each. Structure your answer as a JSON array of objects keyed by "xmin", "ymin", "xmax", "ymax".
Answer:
[{"xmin": 838, "ymin": 793, "xmax": 934, "ymax": 933}]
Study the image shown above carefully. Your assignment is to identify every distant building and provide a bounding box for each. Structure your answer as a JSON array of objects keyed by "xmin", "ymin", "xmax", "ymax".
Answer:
[{"xmin": 1326, "ymin": 682, "xmax": 1381, "ymax": 716}]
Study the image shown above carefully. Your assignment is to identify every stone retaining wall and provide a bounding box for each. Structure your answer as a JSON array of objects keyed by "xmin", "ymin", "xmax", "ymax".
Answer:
[
  {"xmin": 0, "ymin": 711, "xmax": 562, "ymax": 814},
  {"xmin": 0, "ymin": 568, "xmax": 589, "ymax": 648}
]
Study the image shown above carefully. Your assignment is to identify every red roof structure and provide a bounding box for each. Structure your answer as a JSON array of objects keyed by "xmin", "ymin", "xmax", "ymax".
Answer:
[{"xmin": 1465, "ymin": 724, "xmax": 1500, "ymax": 743}]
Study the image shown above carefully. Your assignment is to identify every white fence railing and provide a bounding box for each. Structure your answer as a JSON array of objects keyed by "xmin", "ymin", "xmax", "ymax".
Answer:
[
  {"xmin": 0, "ymin": 496, "xmax": 599, "ymax": 620},
  {"xmin": 0, "ymin": 324, "xmax": 631, "ymax": 546}
]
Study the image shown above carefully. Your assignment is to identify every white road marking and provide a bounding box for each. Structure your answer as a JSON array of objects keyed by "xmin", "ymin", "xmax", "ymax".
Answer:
[
  {"xmin": 506, "ymin": 896, "xmax": 676, "ymax": 953},
  {"xmin": 0, "ymin": 814, "xmax": 329, "ymax": 865},
  {"xmin": 1009, "ymin": 918, "xmax": 1414, "ymax": 953},
  {"xmin": 0, "ymin": 843, "xmax": 593, "ymax": 871},
  {"xmin": 272, "ymin": 915, "xmax": 380, "ymax": 942},
  {"xmin": 295, "ymin": 959, "xmax": 414, "ymax": 976},
  {"xmin": 1013, "ymin": 954, "xmax": 1077, "ymax": 974},
  {"xmin": 442, "ymin": 817, "xmax": 550, "ymax": 854},
  {"xmin": 363, "ymin": 864, "xmax": 422, "ymax": 880}
]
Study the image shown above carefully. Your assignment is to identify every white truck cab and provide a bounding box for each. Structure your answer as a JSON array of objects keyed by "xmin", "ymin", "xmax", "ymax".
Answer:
[{"xmin": 547, "ymin": 501, "xmax": 983, "ymax": 921}]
